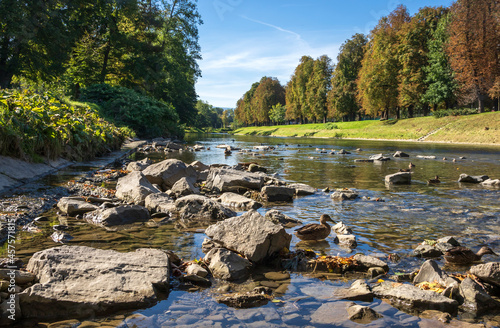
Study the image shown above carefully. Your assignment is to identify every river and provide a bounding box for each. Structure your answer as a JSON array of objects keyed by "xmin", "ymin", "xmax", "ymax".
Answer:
[{"xmin": 7, "ymin": 133, "xmax": 500, "ymax": 327}]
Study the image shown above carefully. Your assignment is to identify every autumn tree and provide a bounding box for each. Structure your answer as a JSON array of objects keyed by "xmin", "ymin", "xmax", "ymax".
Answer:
[
  {"xmin": 398, "ymin": 6, "xmax": 448, "ymax": 117},
  {"xmin": 252, "ymin": 77, "xmax": 286, "ymax": 125},
  {"xmin": 327, "ymin": 33, "xmax": 367, "ymax": 121},
  {"xmin": 306, "ymin": 55, "xmax": 333, "ymax": 123},
  {"xmin": 489, "ymin": 77, "xmax": 500, "ymax": 111},
  {"xmin": 447, "ymin": 0, "xmax": 500, "ymax": 112},
  {"xmin": 357, "ymin": 5, "xmax": 410, "ymax": 119},
  {"xmin": 285, "ymin": 56, "xmax": 314, "ymax": 123}
]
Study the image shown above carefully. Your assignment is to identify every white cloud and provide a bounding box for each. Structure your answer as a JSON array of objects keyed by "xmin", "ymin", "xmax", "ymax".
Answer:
[{"xmin": 195, "ymin": 17, "xmax": 341, "ymax": 108}]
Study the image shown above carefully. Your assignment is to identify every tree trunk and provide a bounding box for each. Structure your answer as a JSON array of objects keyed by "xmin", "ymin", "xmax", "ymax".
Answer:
[{"xmin": 477, "ymin": 93, "xmax": 485, "ymax": 113}]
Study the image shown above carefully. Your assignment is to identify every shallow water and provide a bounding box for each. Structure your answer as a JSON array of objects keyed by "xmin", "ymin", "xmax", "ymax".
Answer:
[{"xmin": 8, "ymin": 134, "xmax": 500, "ymax": 327}]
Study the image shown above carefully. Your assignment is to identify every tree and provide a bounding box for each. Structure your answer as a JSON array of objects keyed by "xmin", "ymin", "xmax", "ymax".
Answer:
[
  {"xmin": 447, "ymin": 0, "xmax": 500, "ymax": 112},
  {"xmin": 422, "ymin": 13, "xmax": 458, "ymax": 110},
  {"xmin": 252, "ymin": 77, "xmax": 286, "ymax": 125},
  {"xmin": 327, "ymin": 33, "xmax": 367, "ymax": 121},
  {"xmin": 489, "ymin": 77, "xmax": 500, "ymax": 111},
  {"xmin": 306, "ymin": 55, "xmax": 333, "ymax": 123},
  {"xmin": 398, "ymin": 7, "xmax": 448, "ymax": 117},
  {"xmin": 357, "ymin": 6, "xmax": 410, "ymax": 119},
  {"xmin": 285, "ymin": 56, "xmax": 314, "ymax": 123},
  {"xmin": 269, "ymin": 103, "xmax": 286, "ymax": 125}
]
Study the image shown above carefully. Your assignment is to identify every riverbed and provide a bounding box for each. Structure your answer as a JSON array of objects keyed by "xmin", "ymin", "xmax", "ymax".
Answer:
[{"xmin": 5, "ymin": 133, "xmax": 500, "ymax": 327}]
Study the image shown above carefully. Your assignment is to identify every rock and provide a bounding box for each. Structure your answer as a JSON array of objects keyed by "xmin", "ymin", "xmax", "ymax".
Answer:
[
  {"xmin": 260, "ymin": 186, "xmax": 295, "ymax": 202},
  {"xmin": 0, "ymin": 269, "xmax": 35, "ymax": 285},
  {"xmin": 385, "ymin": 172, "xmax": 411, "ymax": 185},
  {"xmin": 171, "ymin": 177, "xmax": 200, "ymax": 197},
  {"xmin": 311, "ymin": 302, "xmax": 350, "ymax": 325},
  {"xmin": 186, "ymin": 263, "xmax": 208, "ymax": 278},
  {"xmin": 354, "ymin": 159, "xmax": 374, "ymax": 163},
  {"xmin": 419, "ymin": 310, "xmax": 452, "ymax": 323},
  {"xmin": 372, "ymin": 281, "xmax": 458, "ymax": 314},
  {"xmin": 459, "ymin": 277, "xmax": 500, "ymax": 313},
  {"xmin": 416, "ymin": 155, "xmax": 437, "ymax": 159},
  {"xmin": 216, "ymin": 292, "xmax": 270, "ymax": 308},
  {"xmin": 331, "ymin": 189, "xmax": 358, "ymax": 201},
  {"xmin": 174, "ymin": 195, "xmax": 236, "ymax": 221},
  {"xmin": 56, "ymin": 197, "xmax": 98, "ymax": 216},
  {"xmin": 334, "ymin": 234, "xmax": 357, "ymax": 248},
  {"xmin": 179, "ymin": 274, "xmax": 211, "ymax": 287},
  {"xmin": 481, "ymin": 179, "xmax": 500, "ymax": 187},
  {"xmin": 0, "ymin": 294, "xmax": 21, "ymax": 324},
  {"xmin": 470, "ymin": 262, "xmax": 500, "ymax": 287},
  {"xmin": 436, "ymin": 236, "xmax": 460, "ymax": 246},
  {"xmin": 264, "ymin": 210, "xmax": 301, "ymax": 227},
  {"xmin": 126, "ymin": 158, "xmax": 151, "ymax": 171},
  {"xmin": 413, "ymin": 260, "xmax": 448, "ymax": 285},
  {"xmin": 263, "ymin": 272, "xmax": 290, "ymax": 281},
  {"xmin": 288, "ymin": 183, "xmax": 316, "ymax": 196},
  {"xmin": 393, "ymin": 151, "xmax": 410, "ymax": 158},
  {"xmin": 190, "ymin": 161, "xmax": 209, "ymax": 172},
  {"xmin": 144, "ymin": 193, "xmax": 175, "ymax": 213},
  {"xmin": 218, "ymin": 192, "xmax": 262, "ymax": 210},
  {"xmin": 332, "ymin": 222, "xmax": 353, "ymax": 235},
  {"xmin": 248, "ymin": 164, "xmax": 267, "ymax": 173},
  {"xmin": 336, "ymin": 279, "xmax": 374, "ymax": 302},
  {"xmin": 368, "ymin": 267, "xmax": 386, "ymax": 278},
  {"xmin": 205, "ymin": 210, "xmax": 291, "ymax": 263},
  {"xmin": 353, "ymin": 254, "xmax": 389, "ymax": 271},
  {"xmin": 204, "ymin": 248, "xmax": 251, "ymax": 281},
  {"xmin": 84, "ymin": 205, "xmax": 150, "ymax": 227},
  {"xmin": 413, "ymin": 244, "xmax": 443, "ymax": 258},
  {"xmin": 347, "ymin": 304, "xmax": 382, "ymax": 323},
  {"xmin": 19, "ymin": 246, "xmax": 170, "ymax": 320},
  {"xmin": 458, "ymin": 174, "xmax": 489, "ymax": 183},
  {"xmin": 201, "ymin": 237, "xmax": 223, "ymax": 254},
  {"xmin": 115, "ymin": 171, "xmax": 160, "ymax": 205},
  {"xmin": 142, "ymin": 159, "xmax": 197, "ymax": 190},
  {"xmin": 50, "ymin": 231, "xmax": 73, "ymax": 243},
  {"xmin": 370, "ymin": 153, "xmax": 391, "ymax": 161},
  {"xmin": 338, "ymin": 149, "xmax": 351, "ymax": 154},
  {"xmin": 205, "ymin": 167, "xmax": 265, "ymax": 193}
]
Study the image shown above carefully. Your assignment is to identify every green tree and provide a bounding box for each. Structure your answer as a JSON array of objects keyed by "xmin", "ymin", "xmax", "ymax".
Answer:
[
  {"xmin": 285, "ymin": 56, "xmax": 314, "ymax": 123},
  {"xmin": 269, "ymin": 103, "xmax": 286, "ymax": 125},
  {"xmin": 306, "ymin": 55, "xmax": 333, "ymax": 123},
  {"xmin": 252, "ymin": 77, "xmax": 286, "ymax": 125},
  {"xmin": 327, "ymin": 33, "xmax": 367, "ymax": 121},
  {"xmin": 422, "ymin": 13, "xmax": 457, "ymax": 110}
]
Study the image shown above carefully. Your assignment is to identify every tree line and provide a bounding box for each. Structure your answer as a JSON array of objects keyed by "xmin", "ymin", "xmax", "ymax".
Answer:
[
  {"xmin": 0, "ymin": 0, "xmax": 202, "ymax": 132},
  {"xmin": 235, "ymin": 0, "xmax": 500, "ymax": 126}
]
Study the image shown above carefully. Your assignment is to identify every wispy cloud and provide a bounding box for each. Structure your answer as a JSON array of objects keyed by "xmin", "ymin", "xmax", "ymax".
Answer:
[{"xmin": 240, "ymin": 15, "xmax": 303, "ymax": 42}]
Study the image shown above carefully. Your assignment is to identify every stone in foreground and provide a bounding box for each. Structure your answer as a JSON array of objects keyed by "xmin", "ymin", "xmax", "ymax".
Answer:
[
  {"xmin": 19, "ymin": 246, "xmax": 170, "ymax": 320},
  {"xmin": 385, "ymin": 172, "xmax": 411, "ymax": 185},
  {"xmin": 56, "ymin": 197, "xmax": 98, "ymax": 216},
  {"xmin": 142, "ymin": 159, "xmax": 197, "ymax": 190},
  {"xmin": 204, "ymin": 248, "xmax": 251, "ymax": 281},
  {"xmin": 174, "ymin": 195, "xmax": 236, "ymax": 221},
  {"xmin": 205, "ymin": 210, "xmax": 291, "ymax": 263},
  {"xmin": 260, "ymin": 185, "xmax": 295, "ymax": 202},
  {"xmin": 470, "ymin": 262, "xmax": 500, "ymax": 287},
  {"xmin": 205, "ymin": 167, "xmax": 265, "ymax": 192},
  {"xmin": 115, "ymin": 171, "xmax": 160, "ymax": 205}
]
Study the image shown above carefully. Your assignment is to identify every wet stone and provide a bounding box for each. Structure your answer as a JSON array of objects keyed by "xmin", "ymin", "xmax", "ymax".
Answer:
[{"xmin": 263, "ymin": 272, "xmax": 290, "ymax": 281}]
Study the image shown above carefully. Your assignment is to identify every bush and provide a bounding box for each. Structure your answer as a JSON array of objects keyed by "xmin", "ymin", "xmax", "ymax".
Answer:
[
  {"xmin": 0, "ymin": 88, "xmax": 129, "ymax": 161},
  {"xmin": 324, "ymin": 122, "xmax": 338, "ymax": 130},
  {"xmin": 432, "ymin": 108, "xmax": 479, "ymax": 118},
  {"xmin": 80, "ymin": 84, "xmax": 183, "ymax": 139}
]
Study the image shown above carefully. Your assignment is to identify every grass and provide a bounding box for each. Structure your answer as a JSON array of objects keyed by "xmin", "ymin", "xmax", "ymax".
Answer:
[{"xmin": 233, "ymin": 112, "xmax": 500, "ymax": 145}]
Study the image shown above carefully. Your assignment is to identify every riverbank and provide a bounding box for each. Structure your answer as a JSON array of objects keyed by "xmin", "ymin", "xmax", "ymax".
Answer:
[{"xmin": 233, "ymin": 112, "xmax": 500, "ymax": 145}]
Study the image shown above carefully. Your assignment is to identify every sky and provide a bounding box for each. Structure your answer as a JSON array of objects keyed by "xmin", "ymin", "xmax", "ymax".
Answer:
[{"xmin": 195, "ymin": 0, "xmax": 454, "ymax": 109}]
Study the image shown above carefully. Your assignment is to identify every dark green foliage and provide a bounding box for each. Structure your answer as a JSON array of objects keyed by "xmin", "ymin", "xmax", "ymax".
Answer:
[
  {"xmin": 0, "ymin": 88, "xmax": 129, "ymax": 161},
  {"xmin": 432, "ymin": 108, "xmax": 479, "ymax": 118},
  {"xmin": 81, "ymin": 84, "xmax": 182, "ymax": 139}
]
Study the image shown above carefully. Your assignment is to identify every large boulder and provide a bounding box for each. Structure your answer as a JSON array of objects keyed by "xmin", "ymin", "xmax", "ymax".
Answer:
[
  {"xmin": 144, "ymin": 193, "xmax": 175, "ymax": 213},
  {"xmin": 205, "ymin": 167, "xmax": 265, "ymax": 193},
  {"xmin": 126, "ymin": 158, "xmax": 151, "ymax": 171},
  {"xmin": 84, "ymin": 205, "xmax": 150, "ymax": 226},
  {"xmin": 56, "ymin": 197, "xmax": 98, "ymax": 216},
  {"xmin": 385, "ymin": 172, "xmax": 411, "ymax": 185},
  {"xmin": 174, "ymin": 195, "xmax": 236, "ymax": 221},
  {"xmin": 171, "ymin": 177, "xmax": 200, "ymax": 197},
  {"xmin": 204, "ymin": 248, "xmax": 251, "ymax": 281},
  {"xmin": 470, "ymin": 263, "xmax": 500, "ymax": 288},
  {"xmin": 142, "ymin": 159, "xmax": 197, "ymax": 190},
  {"xmin": 458, "ymin": 174, "xmax": 489, "ymax": 183},
  {"xmin": 218, "ymin": 192, "xmax": 262, "ymax": 210},
  {"xmin": 19, "ymin": 246, "xmax": 170, "ymax": 320},
  {"xmin": 115, "ymin": 171, "xmax": 160, "ymax": 205},
  {"xmin": 260, "ymin": 186, "xmax": 295, "ymax": 202},
  {"xmin": 205, "ymin": 210, "xmax": 291, "ymax": 263},
  {"xmin": 459, "ymin": 277, "xmax": 500, "ymax": 313},
  {"xmin": 372, "ymin": 282, "xmax": 458, "ymax": 314}
]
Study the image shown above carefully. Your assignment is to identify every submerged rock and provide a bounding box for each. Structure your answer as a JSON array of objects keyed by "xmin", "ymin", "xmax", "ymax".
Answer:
[
  {"xmin": 215, "ymin": 292, "xmax": 270, "ymax": 308},
  {"xmin": 19, "ymin": 246, "xmax": 170, "ymax": 320},
  {"xmin": 205, "ymin": 210, "xmax": 291, "ymax": 263}
]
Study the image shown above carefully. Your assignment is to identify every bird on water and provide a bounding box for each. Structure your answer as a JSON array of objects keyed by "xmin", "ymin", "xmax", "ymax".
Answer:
[
  {"xmin": 444, "ymin": 246, "xmax": 497, "ymax": 265},
  {"xmin": 295, "ymin": 214, "xmax": 335, "ymax": 241}
]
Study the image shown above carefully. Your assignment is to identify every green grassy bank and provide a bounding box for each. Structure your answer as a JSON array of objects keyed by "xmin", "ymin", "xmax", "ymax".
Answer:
[{"xmin": 233, "ymin": 112, "xmax": 500, "ymax": 145}]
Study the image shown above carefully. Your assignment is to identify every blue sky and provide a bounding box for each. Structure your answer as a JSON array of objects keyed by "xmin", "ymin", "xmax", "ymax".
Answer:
[{"xmin": 195, "ymin": 0, "xmax": 454, "ymax": 108}]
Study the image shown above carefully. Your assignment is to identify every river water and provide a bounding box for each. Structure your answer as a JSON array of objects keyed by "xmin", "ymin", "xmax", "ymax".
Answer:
[{"xmin": 8, "ymin": 133, "xmax": 500, "ymax": 327}]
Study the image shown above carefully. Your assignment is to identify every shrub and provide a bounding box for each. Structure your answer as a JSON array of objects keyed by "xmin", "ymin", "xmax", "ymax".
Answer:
[
  {"xmin": 432, "ymin": 108, "xmax": 479, "ymax": 118},
  {"xmin": 81, "ymin": 84, "xmax": 183, "ymax": 138},
  {"xmin": 324, "ymin": 122, "xmax": 338, "ymax": 130},
  {"xmin": 0, "ymin": 88, "xmax": 129, "ymax": 161}
]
